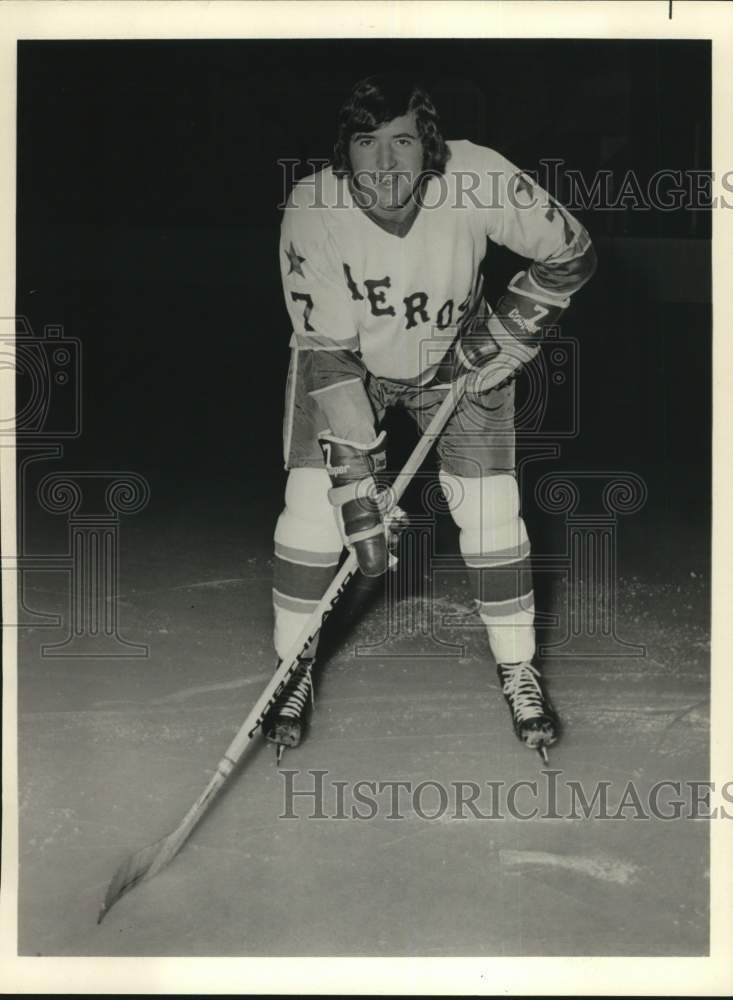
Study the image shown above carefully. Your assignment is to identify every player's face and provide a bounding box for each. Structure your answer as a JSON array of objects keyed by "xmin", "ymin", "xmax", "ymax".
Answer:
[{"xmin": 348, "ymin": 112, "xmax": 424, "ymax": 216}]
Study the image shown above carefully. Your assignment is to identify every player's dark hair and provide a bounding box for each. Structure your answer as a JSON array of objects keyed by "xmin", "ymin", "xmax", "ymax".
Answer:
[{"xmin": 332, "ymin": 74, "xmax": 451, "ymax": 177}]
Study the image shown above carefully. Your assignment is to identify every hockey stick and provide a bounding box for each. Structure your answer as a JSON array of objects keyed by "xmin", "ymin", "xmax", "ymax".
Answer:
[{"xmin": 98, "ymin": 359, "xmax": 513, "ymax": 922}]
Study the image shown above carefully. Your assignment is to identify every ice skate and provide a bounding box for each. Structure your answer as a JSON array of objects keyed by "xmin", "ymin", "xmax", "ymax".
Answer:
[
  {"xmin": 497, "ymin": 660, "xmax": 557, "ymax": 761},
  {"xmin": 262, "ymin": 657, "xmax": 315, "ymax": 759}
]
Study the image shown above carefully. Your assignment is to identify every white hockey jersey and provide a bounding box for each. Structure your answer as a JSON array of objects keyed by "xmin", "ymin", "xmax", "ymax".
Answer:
[{"xmin": 280, "ymin": 140, "xmax": 592, "ymax": 384}]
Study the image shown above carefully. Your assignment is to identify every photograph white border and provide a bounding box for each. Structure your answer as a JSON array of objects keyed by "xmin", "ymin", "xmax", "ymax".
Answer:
[{"xmin": 1, "ymin": 2, "xmax": 731, "ymax": 994}]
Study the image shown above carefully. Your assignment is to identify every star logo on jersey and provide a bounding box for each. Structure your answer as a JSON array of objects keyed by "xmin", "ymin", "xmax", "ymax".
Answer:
[{"xmin": 285, "ymin": 241, "xmax": 306, "ymax": 277}]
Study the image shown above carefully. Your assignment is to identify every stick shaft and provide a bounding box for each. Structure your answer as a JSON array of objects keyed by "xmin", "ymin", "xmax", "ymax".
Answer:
[
  {"xmin": 219, "ymin": 377, "xmax": 471, "ymax": 764},
  {"xmin": 160, "ymin": 376, "xmax": 473, "ymax": 849},
  {"xmin": 169, "ymin": 365, "xmax": 524, "ymax": 828},
  {"xmin": 99, "ymin": 363, "xmax": 514, "ymax": 919},
  {"xmin": 130, "ymin": 366, "xmax": 509, "ymax": 858},
  {"xmin": 149, "ymin": 560, "xmax": 362, "ymax": 858},
  {"xmin": 389, "ymin": 375, "xmax": 467, "ymax": 504}
]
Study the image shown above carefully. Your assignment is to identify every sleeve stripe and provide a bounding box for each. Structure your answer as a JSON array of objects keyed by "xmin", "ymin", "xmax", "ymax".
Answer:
[
  {"xmin": 293, "ymin": 332, "xmax": 361, "ymax": 351},
  {"xmin": 546, "ymin": 242, "xmax": 593, "ymax": 267}
]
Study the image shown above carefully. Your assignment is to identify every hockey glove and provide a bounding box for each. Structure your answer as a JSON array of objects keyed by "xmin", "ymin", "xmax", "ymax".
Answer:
[
  {"xmin": 319, "ymin": 430, "xmax": 391, "ymax": 577},
  {"xmin": 456, "ymin": 270, "xmax": 570, "ymax": 393}
]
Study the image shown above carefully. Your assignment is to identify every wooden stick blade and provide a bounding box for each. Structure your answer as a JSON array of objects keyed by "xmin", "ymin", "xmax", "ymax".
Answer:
[
  {"xmin": 95, "ymin": 369, "xmax": 478, "ymax": 923},
  {"xmin": 97, "ymin": 828, "xmax": 184, "ymax": 923}
]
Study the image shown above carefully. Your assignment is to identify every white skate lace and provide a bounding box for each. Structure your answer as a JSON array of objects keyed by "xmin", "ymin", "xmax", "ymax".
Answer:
[
  {"xmin": 499, "ymin": 661, "xmax": 546, "ymax": 723},
  {"xmin": 276, "ymin": 660, "xmax": 315, "ymax": 719}
]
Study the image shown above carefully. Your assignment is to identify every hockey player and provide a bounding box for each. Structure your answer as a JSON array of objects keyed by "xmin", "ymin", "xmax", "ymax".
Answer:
[{"xmin": 263, "ymin": 74, "xmax": 597, "ymax": 760}]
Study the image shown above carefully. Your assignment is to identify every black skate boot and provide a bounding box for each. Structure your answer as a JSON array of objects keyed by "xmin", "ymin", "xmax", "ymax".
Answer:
[
  {"xmin": 262, "ymin": 657, "xmax": 315, "ymax": 762},
  {"xmin": 497, "ymin": 660, "xmax": 558, "ymax": 763}
]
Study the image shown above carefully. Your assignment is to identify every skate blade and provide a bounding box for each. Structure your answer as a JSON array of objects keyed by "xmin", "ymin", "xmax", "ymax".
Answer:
[
  {"xmin": 537, "ymin": 744, "xmax": 549, "ymax": 766},
  {"xmin": 264, "ymin": 720, "xmax": 301, "ymax": 751}
]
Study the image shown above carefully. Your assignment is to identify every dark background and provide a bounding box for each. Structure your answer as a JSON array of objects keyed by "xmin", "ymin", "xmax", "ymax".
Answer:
[
  {"xmin": 15, "ymin": 39, "xmax": 712, "ymax": 570},
  {"xmin": 13, "ymin": 40, "xmax": 713, "ymax": 959}
]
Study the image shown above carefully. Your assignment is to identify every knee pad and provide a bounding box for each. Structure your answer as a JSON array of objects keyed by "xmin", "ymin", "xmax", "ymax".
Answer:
[
  {"xmin": 439, "ymin": 472, "xmax": 527, "ymax": 556},
  {"xmin": 276, "ymin": 467, "xmax": 343, "ymax": 553}
]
